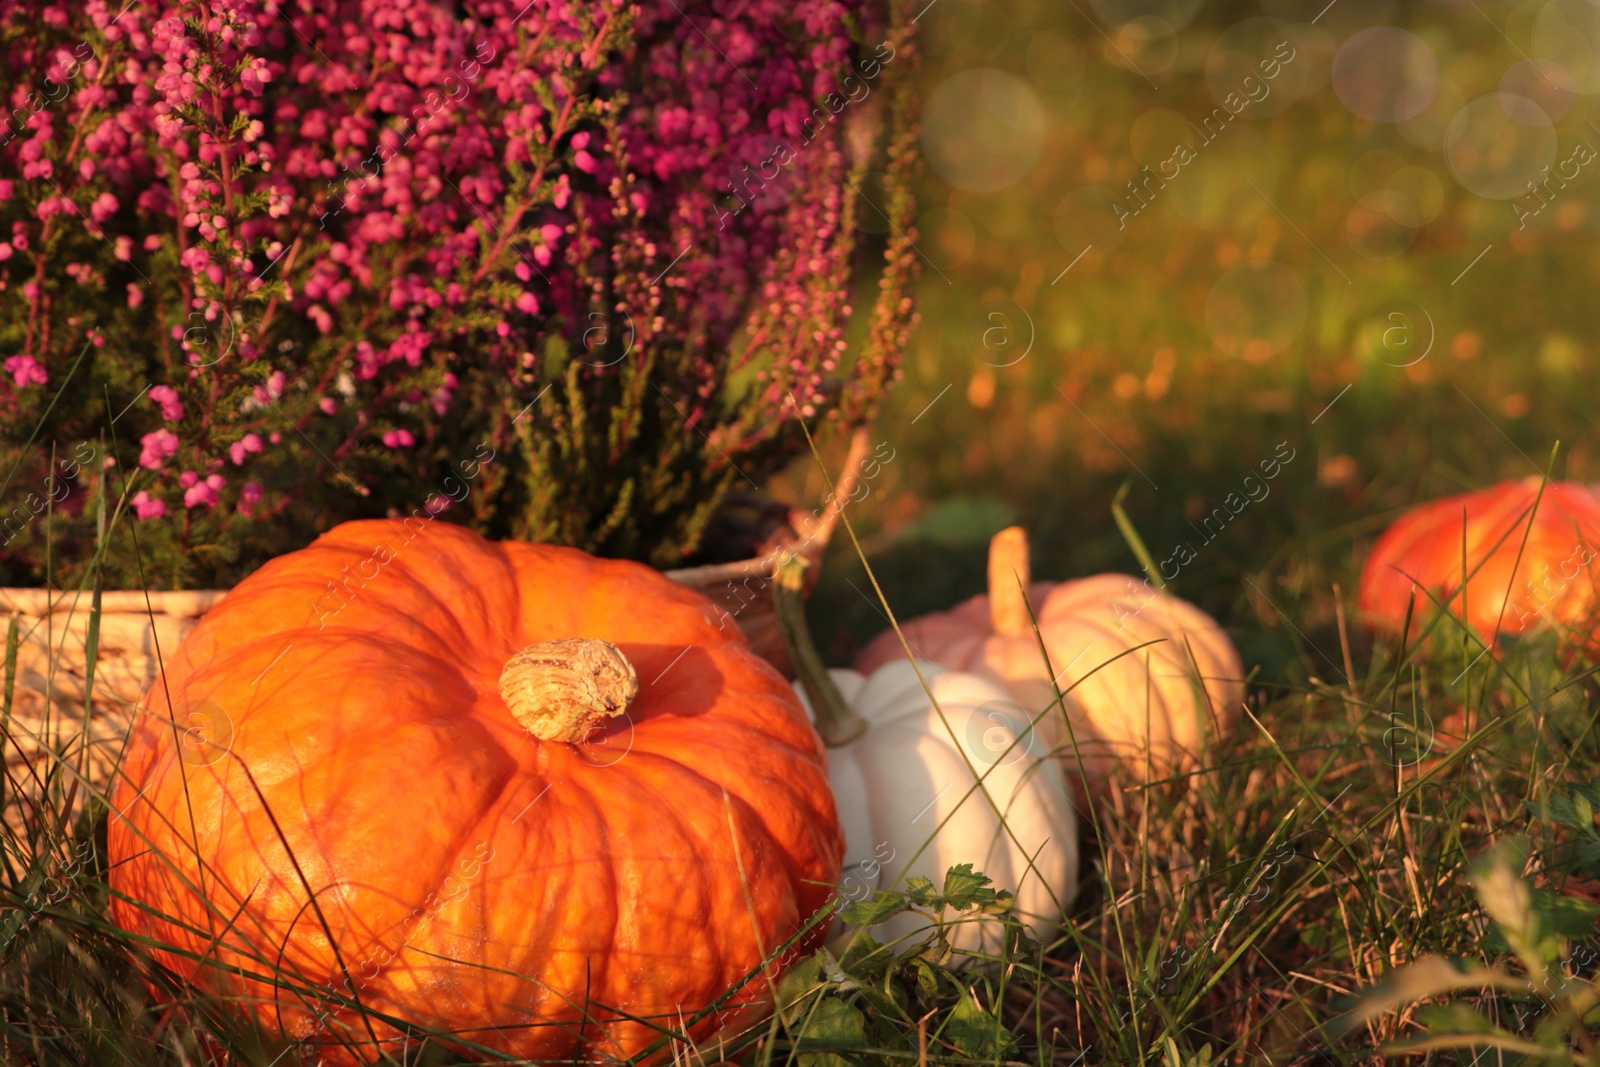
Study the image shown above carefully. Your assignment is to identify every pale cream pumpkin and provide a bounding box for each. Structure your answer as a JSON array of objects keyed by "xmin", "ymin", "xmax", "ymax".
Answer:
[
  {"xmin": 776, "ymin": 559, "xmax": 1077, "ymax": 952},
  {"xmin": 854, "ymin": 527, "xmax": 1243, "ymax": 790}
]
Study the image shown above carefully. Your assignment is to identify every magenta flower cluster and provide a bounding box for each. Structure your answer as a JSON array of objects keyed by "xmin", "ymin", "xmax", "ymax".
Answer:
[{"xmin": 0, "ymin": 0, "xmax": 917, "ymax": 581}]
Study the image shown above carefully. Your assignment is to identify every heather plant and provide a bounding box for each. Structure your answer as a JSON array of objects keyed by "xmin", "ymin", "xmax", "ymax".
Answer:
[{"xmin": 0, "ymin": 0, "xmax": 920, "ymax": 589}]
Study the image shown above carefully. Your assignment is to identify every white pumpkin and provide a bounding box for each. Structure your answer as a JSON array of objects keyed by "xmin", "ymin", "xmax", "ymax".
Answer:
[
  {"xmin": 855, "ymin": 527, "xmax": 1243, "ymax": 790},
  {"xmin": 791, "ymin": 658, "xmax": 1079, "ymax": 951}
]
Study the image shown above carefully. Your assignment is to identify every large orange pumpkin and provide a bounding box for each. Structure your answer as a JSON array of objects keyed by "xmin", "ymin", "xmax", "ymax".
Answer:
[
  {"xmin": 854, "ymin": 528, "xmax": 1242, "ymax": 790},
  {"xmin": 1358, "ymin": 477, "xmax": 1600, "ymax": 642},
  {"xmin": 107, "ymin": 519, "xmax": 842, "ymax": 1064}
]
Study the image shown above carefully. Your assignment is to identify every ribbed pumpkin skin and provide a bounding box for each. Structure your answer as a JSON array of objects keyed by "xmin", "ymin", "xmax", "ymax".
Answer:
[
  {"xmin": 793, "ymin": 661, "xmax": 1078, "ymax": 952},
  {"xmin": 853, "ymin": 576, "xmax": 1243, "ymax": 786},
  {"xmin": 1358, "ymin": 478, "xmax": 1600, "ymax": 642},
  {"xmin": 107, "ymin": 520, "xmax": 842, "ymax": 1064}
]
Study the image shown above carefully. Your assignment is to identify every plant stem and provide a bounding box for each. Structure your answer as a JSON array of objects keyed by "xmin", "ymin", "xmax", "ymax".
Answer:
[{"xmin": 772, "ymin": 553, "xmax": 866, "ymax": 747}]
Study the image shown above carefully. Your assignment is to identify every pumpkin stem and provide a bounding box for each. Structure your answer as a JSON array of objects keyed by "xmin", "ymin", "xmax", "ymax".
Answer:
[
  {"xmin": 989, "ymin": 525, "xmax": 1033, "ymax": 638},
  {"xmin": 773, "ymin": 554, "xmax": 868, "ymax": 747},
  {"xmin": 499, "ymin": 638, "xmax": 638, "ymax": 743}
]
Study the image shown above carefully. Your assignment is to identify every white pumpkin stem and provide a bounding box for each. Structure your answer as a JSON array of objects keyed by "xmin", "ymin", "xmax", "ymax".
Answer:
[
  {"xmin": 773, "ymin": 554, "xmax": 868, "ymax": 747},
  {"xmin": 500, "ymin": 638, "xmax": 638, "ymax": 742},
  {"xmin": 989, "ymin": 525, "xmax": 1033, "ymax": 637}
]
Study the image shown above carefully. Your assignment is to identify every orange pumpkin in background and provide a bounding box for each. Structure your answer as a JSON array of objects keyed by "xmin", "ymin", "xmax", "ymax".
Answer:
[
  {"xmin": 1357, "ymin": 477, "xmax": 1600, "ymax": 643},
  {"xmin": 854, "ymin": 527, "xmax": 1243, "ymax": 791},
  {"xmin": 107, "ymin": 520, "xmax": 842, "ymax": 1065}
]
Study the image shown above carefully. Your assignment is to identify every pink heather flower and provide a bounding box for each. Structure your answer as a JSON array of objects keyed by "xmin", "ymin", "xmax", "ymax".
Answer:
[
  {"xmin": 35, "ymin": 196, "xmax": 73, "ymax": 220},
  {"xmin": 178, "ymin": 470, "xmax": 199, "ymax": 488},
  {"xmin": 131, "ymin": 491, "xmax": 167, "ymax": 520},
  {"xmin": 239, "ymin": 481, "xmax": 263, "ymax": 516},
  {"xmin": 148, "ymin": 384, "xmax": 184, "ymax": 421},
  {"xmin": 90, "ymin": 192, "xmax": 119, "ymax": 223},
  {"xmin": 0, "ymin": 0, "xmax": 891, "ymax": 543},
  {"xmin": 240, "ymin": 57, "xmax": 272, "ymax": 95},
  {"xmin": 229, "ymin": 433, "xmax": 263, "ymax": 465},
  {"xmin": 138, "ymin": 429, "xmax": 179, "ymax": 470},
  {"xmin": 0, "ymin": 244, "xmax": 12, "ymax": 261},
  {"xmin": 254, "ymin": 371, "xmax": 287, "ymax": 404},
  {"xmin": 183, "ymin": 473, "xmax": 224, "ymax": 509},
  {"xmin": 5, "ymin": 355, "xmax": 48, "ymax": 387},
  {"xmin": 430, "ymin": 372, "xmax": 458, "ymax": 416}
]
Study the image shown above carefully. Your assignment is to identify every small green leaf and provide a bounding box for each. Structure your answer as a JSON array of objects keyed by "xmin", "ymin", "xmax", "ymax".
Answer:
[
  {"xmin": 840, "ymin": 891, "xmax": 905, "ymax": 928},
  {"xmin": 797, "ymin": 998, "xmax": 868, "ymax": 1067},
  {"xmin": 776, "ymin": 953, "xmax": 825, "ymax": 1022},
  {"xmin": 892, "ymin": 495, "xmax": 1016, "ymax": 547},
  {"xmin": 912, "ymin": 960, "xmax": 940, "ymax": 1000},
  {"xmin": 1574, "ymin": 792, "xmax": 1595, "ymax": 831},
  {"xmin": 836, "ymin": 930, "xmax": 887, "ymax": 975},
  {"xmin": 1413, "ymin": 1002, "xmax": 1499, "ymax": 1034},
  {"xmin": 942, "ymin": 864, "xmax": 995, "ymax": 909},
  {"xmin": 946, "ymin": 986, "xmax": 1016, "ymax": 1059}
]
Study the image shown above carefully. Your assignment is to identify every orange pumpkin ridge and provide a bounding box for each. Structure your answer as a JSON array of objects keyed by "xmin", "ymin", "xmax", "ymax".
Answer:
[{"xmin": 108, "ymin": 519, "xmax": 843, "ymax": 1064}]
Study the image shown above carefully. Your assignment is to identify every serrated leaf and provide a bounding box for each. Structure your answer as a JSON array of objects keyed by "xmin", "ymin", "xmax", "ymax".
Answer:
[
  {"xmin": 1533, "ymin": 887, "xmax": 1600, "ymax": 937},
  {"xmin": 903, "ymin": 876, "xmax": 938, "ymax": 907},
  {"xmin": 776, "ymin": 953, "xmax": 825, "ymax": 1021},
  {"xmin": 850, "ymin": 975, "xmax": 902, "ymax": 1024},
  {"xmin": 976, "ymin": 889, "xmax": 1016, "ymax": 918},
  {"xmin": 1527, "ymin": 796, "xmax": 1589, "ymax": 830},
  {"xmin": 942, "ymin": 864, "xmax": 995, "ymax": 909},
  {"xmin": 946, "ymin": 986, "xmax": 1016, "ymax": 1059},
  {"xmin": 797, "ymin": 997, "xmax": 868, "ymax": 1067},
  {"xmin": 840, "ymin": 891, "xmax": 905, "ymax": 929},
  {"xmin": 870, "ymin": 1012, "xmax": 913, "ymax": 1056},
  {"xmin": 837, "ymin": 929, "xmax": 886, "ymax": 973},
  {"xmin": 912, "ymin": 960, "xmax": 940, "ymax": 1000},
  {"xmin": 1575, "ymin": 792, "xmax": 1595, "ymax": 830}
]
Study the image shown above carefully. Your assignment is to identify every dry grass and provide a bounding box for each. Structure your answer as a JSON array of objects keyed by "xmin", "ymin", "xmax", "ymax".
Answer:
[{"xmin": 3, "ymin": 430, "xmax": 1600, "ymax": 1065}]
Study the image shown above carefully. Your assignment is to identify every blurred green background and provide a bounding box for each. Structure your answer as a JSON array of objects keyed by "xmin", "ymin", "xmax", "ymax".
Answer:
[{"xmin": 795, "ymin": 0, "xmax": 1600, "ymax": 679}]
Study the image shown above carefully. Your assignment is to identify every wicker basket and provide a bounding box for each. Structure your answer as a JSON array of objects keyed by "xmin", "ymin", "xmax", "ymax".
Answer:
[{"xmin": 1, "ymin": 432, "xmax": 867, "ymax": 806}]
